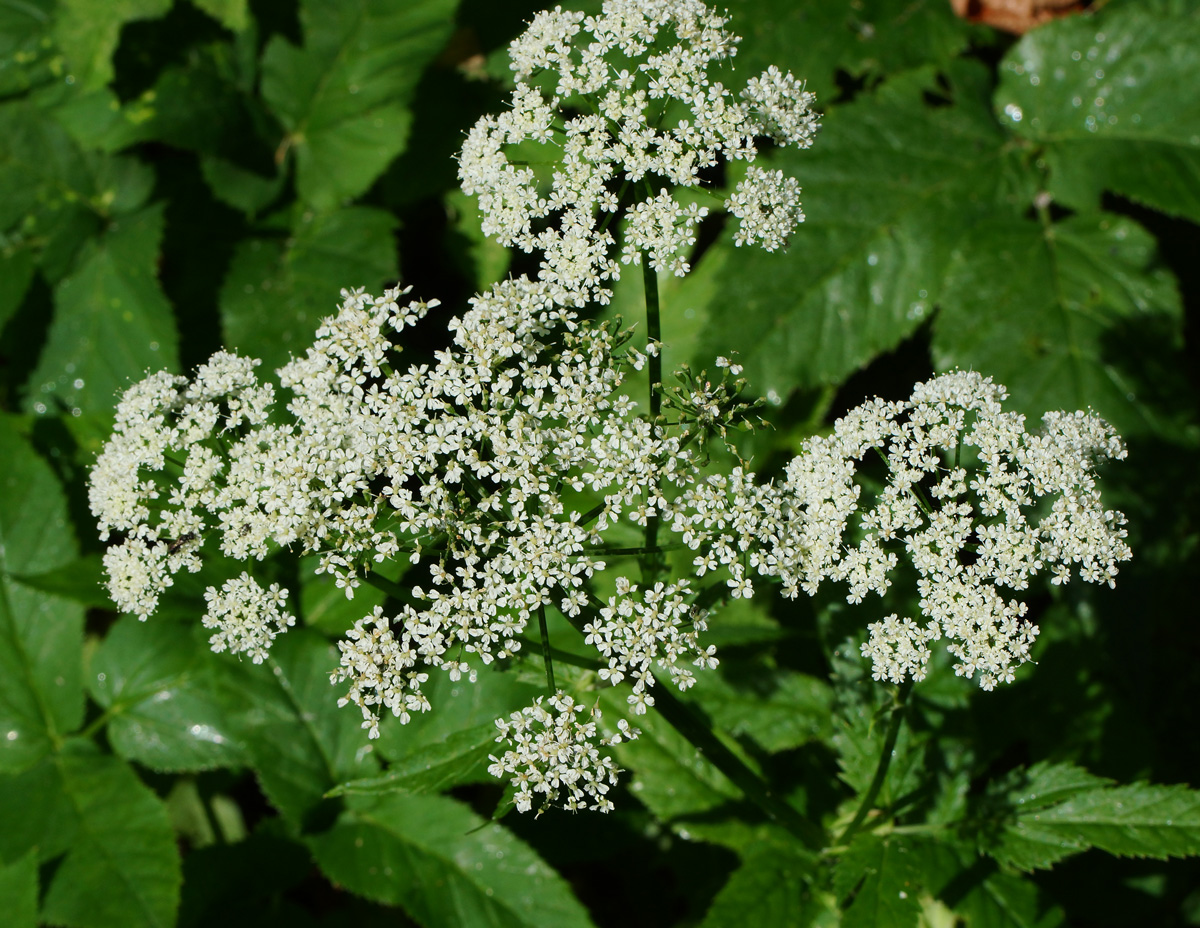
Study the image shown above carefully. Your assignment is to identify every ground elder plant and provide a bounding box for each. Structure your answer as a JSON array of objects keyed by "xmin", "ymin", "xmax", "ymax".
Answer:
[
  {"xmin": 11, "ymin": 0, "xmax": 1189, "ymax": 923},
  {"xmin": 94, "ymin": 0, "xmax": 1132, "ymax": 810}
]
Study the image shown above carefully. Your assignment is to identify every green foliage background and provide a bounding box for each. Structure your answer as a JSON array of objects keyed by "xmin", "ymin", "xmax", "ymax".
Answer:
[{"xmin": 1, "ymin": 0, "xmax": 1199, "ymax": 925}]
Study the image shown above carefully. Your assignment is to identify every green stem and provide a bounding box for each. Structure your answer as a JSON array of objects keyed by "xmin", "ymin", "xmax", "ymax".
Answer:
[
  {"xmin": 651, "ymin": 684, "xmax": 824, "ymax": 850},
  {"xmin": 554, "ymin": 598, "xmax": 823, "ymax": 850},
  {"xmin": 836, "ymin": 679, "xmax": 914, "ymax": 845},
  {"xmin": 361, "ymin": 571, "xmax": 421, "ymax": 610},
  {"xmin": 538, "ymin": 605, "xmax": 556, "ymax": 692},
  {"xmin": 641, "ymin": 255, "xmax": 663, "ymax": 585}
]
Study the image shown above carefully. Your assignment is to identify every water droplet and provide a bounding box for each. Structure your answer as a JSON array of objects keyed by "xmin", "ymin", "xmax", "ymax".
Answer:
[
  {"xmin": 1030, "ymin": 75, "xmax": 1040, "ymax": 86},
  {"xmin": 5, "ymin": 731, "xmax": 17, "ymax": 741},
  {"xmin": 1004, "ymin": 103, "xmax": 1023, "ymax": 123},
  {"xmin": 1071, "ymin": 96, "xmax": 1083, "ymax": 107},
  {"xmin": 1071, "ymin": 51, "xmax": 1082, "ymax": 61},
  {"xmin": 867, "ymin": 253, "xmax": 878, "ymax": 266},
  {"xmin": 97, "ymin": 672, "xmax": 106, "ymax": 683}
]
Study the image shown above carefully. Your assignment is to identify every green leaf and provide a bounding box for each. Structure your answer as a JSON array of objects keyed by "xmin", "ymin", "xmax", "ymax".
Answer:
[
  {"xmin": 699, "ymin": 840, "xmax": 820, "ymax": 927},
  {"xmin": 726, "ymin": 0, "xmax": 973, "ymax": 104},
  {"xmin": 696, "ymin": 64, "xmax": 1036, "ymax": 400},
  {"xmin": 0, "ymin": 416, "xmax": 83, "ymax": 773},
  {"xmin": 12, "ymin": 553, "xmax": 108, "ymax": 607},
  {"xmin": 374, "ymin": 662, "xmax": 541, "ymax": 764},
  {"xmin": 89, "ymin": 616, "xmax": 249, "ymax": 772},
  {"xmin": 0, "ymin": 744, "xmax": 181, "ymax": 928},
  {"xmin": 219, "ymin": 206, "xmax": 398, "ymax": 373},
  {"xmin": 835, "ymin": 834, "xmax": 923, "ymax": 928},
  {"xmin": 330, "ymin": 722, "xmax": 499, "ymax": 797},
  {"xmin": 933, "ymin": 211, "xmax": 1183, "ymax": 435},
  {"xmin": 0, "ymin": 0, "xmax": 56, "ymax": 98},
  {"xmin": 54, "ymin": 0, "xmax": 173, "ymax": 92},
  {"xmin": 261, "ymin": 0, "xmax": 459, "ymax": 211},
  {"xmin": 989, "ymin": 767, "xmax": 1200, "ymax": 872},
  {"xmin": 0, "ymin": 852, "xmax": 38, "ymax": 928},
  {"xmin": 995, "ymin": 4, "xmax": 1200, "ymax": 223},
  {"xmin": 693, "ymin": 666, "xmax": 833, "ymax": 754},
  {"xmin": 602, "ymin": 690, "xmax": 741, "ymax": 820},
  {"xmin": 190, "ymin": 0, "xmax": 249, "ymax": 32},
  {"xmin": 309, "ymin": 791, "xmax": 597, "ymax": 927},
  {"xmin": 26, "ymin": 204, "xmax": 180, "ymax": 418},
  {"xmin": 298, "ymin": 552, "xmax": 385, "ymax": 635},
  {"xmin": 219, "ymin": 628, "xmax": 379, "ymax": 825}
]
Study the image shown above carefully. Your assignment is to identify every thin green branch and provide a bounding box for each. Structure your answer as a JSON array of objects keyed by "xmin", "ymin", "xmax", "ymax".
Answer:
[
  {"xmin": 836, "ymin": 679, "xmax": 914, "ymax": 846},
  {"xmin": 538, "ymin": 605, "xmax": 556, "ymax": 692}
]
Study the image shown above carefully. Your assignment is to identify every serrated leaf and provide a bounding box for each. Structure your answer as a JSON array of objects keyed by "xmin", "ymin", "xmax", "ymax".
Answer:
[
  {"xmin": 933, "ymin": 211, "xmax": 1182, "ymax": 436},
  {"xmin": 330, "ymin": 722, "xmax": 498, "ymax": 797},
  {"xmin": 299, "ymin": 552, "xmax": 385, "ymax": 635},
  {"xmin": 12, "ymin": 553, "xmax": 108, "ymax": 607},
  {"xmin": 995, "ymin": 4, "xmax": 1200, "ymax": 223},
  {"xmin": 309, "ymin": 791, "xmax": 597, "ymax": 927},
  {"xmin": 54, "ymin": 0, "xmax": 173, "ymax": 92},
  {"xmin": 0, "ymin": 744, "xmax": 181, "ymax": 928},
  {"xmin": 191, "ymin": 0, "xmax": 249, "ymax": 32},
  {"xmin": 602, "ymin": 690, "xmax": 741, "ymax": 820},
  {"xmin": 696, "ymin": 64, "xmax": 1036, "ymax": 400},
  {"xmin": 0, "ymin": 0, "xmax": 57, "ymax": 97},
  {"xmin": 994, "ymin": 779, "xmax": 1200, "ymax": 872},
  {"xmin": 835, "ymin": 834, "xmax": 923, "ymax": 928},
  {"xmin": 726, "ymin": 0, "xmax": 972, "ymax": 104},
  {"xmin": 26, "ymin": 204, "xmax": 180, "ymax": 418},
  {"xmin": 261, "ymin": 0, "xmax": 458, "ymax": 211},
  {"xmin": 220, "ymin": 206, "xmax": 398, "ymax": 372},
  {"xmin": 88, "ymin": 616, "xmax": 249, "ymax": 772},
  {"xmin": 216, "ymin": 628, "xmax": 379, "ymax": 825},
  {"xmin": 0, "ymin": 851, "xmax": 37, "ymax": 928},
  {"xmin": 0, "ymin": 416, "xmax": 83, "ymax": 773},
  {"xmin": 374, "ymin": 662, "xmax": 542, "ymax": 764},
  {"xmin": 699, "ymin": 840, "xmax": 820, "ymax": 927},
  {"xmin": 693, "ymin": 666, "xmax": 833, "ymax": 754}
]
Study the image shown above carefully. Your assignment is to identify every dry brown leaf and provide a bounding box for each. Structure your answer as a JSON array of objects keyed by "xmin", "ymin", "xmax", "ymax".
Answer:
[{"xmin": 949, "ymin": 0, "xmax": 1089, "ymax": 34}]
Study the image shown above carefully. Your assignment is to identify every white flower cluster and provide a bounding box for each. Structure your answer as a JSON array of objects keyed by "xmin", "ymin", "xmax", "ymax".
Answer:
[
  {"xmin": 487, "ymin": 693, "xmax": 638, "ymax": 813},
  {"xmin": 458, "ymin": 0, "xmax": 818, "ymax": 296},
  {"xmin": 203, "ymin": 573, "xmax": 295, "ymax": 664},
  {"xmin": 88, "ymin": 0, "xmax": 1131, "ymax": 816},
  {"xmin": 669, "ymin": 371, "xmax": 1130, "ymax": 690}
]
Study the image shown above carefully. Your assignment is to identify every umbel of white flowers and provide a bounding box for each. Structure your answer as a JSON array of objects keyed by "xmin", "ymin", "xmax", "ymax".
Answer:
[{"xmin": 88, "ymin": 0, "xmax": 1130, "ymax": 815}]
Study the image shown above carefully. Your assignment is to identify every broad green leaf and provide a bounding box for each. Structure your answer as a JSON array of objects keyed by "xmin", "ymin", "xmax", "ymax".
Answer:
[
  {"xmin": 602, "ymin": 690, "xmax": 741, "ymax": 820},
  {"xmin": 933, "ymin": 211, "xmax": 1182, "ymax": 435},
  {"xmin": 220, "ymin": 206, "xmax": 399, "ymax": 373},
  {"xmin": 0, "ymin": 100, "xmax": 107, "ymax": 283},
  {"xmin": 331, "ymin": 722, "xmax": 499, "ymax": 797},
  {"xmin": 0, "ymin": 0, "xmax": 56, "ymax": 98},
  {"xmin": 0, "ymin": 416, "xmax": 83, "ymax": 773},
  {"xmin": 12, "ymin": 553, "xmax": 108, "ymax": 607},
  {"xmin": 992, "ymin": 774, "xmax": 1200, "ymax": 872},
  {"xmin": 309, "ymin": 791, "xmax": 597, "ymax": 927},
  {"xmin": 913, "ymin": 838, "xmax": 1065, "ymax": 928},
  {"xmin": 726, "ymin": 0, "xmax": 972, "ymax": 104},
  {"xmin": 699, "ymin": 840, "xmax": 820, "ymax": 927},
  {"xmin": 26, "ymin": 204, "xmax": 180, "ymax": 419},
  {"xmin": 0, "ymin": 744, "xmax": 181, "ymax": 928},
  {"xmin": 89, "ymin": 616, "xmax": 249, "ymax": 772},
  {"xmin": 693, "ymin": 666, "xmax": 833, "ymax": 754},
  {"xmin": 261, "ymin": 0, "xmax": 459, "ymax": 211},
  {"xmin": 834, "ymin": 834, "xmax": 922, "ymax": 928},
  {"xmin": 374, "ymin": 662, "xmax": 541, "ymax": 764},
  {"xmin": 299, "ymin": 552, "xmax": 385, "ymax": 635},
  {"xmin": 191, "ymin": 0, "xmax": 249, "ymax": 32},
  {"xmin": 696, "ymin": 64, "xmax": 1036, "ymax": 401},
  {"xmin": 0, "ymin": 851, "xmax": 37, "ymax": 928},
  {"xmin": 830, "ymin": 642, "xmax": 924, "ymax": 805},
  {"xmin": 199, "ymin": 155, "xmax": 285, "ymax": 216},
  {"xmin": 996, "ymin": 4, "xmax": 1200, "ymax": 223},
  {"xmin": 54, "ymin": 0, "xmax": 173, "ymax": 92},
  {"xmin": 216, "ymin": 628, "xmax": 379, "ymax": 825}
]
